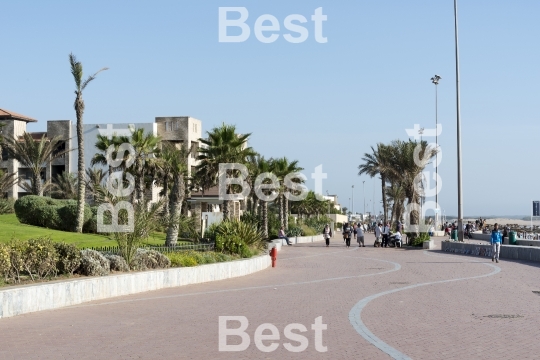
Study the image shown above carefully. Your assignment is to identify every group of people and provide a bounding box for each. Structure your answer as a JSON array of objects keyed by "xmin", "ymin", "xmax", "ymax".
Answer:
[{"xmin": 320, "ymin": 222, "xmax": 403, "ymax": 248}]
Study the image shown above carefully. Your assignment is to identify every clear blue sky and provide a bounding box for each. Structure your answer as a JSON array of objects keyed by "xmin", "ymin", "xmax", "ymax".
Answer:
[{"xmin": 1, "ymin": 0, "xmax": 539, "ymax": 216}]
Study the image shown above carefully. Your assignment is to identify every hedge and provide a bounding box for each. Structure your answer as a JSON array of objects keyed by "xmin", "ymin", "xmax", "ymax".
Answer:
[{"xmin": 14, "ymin": 195, "xmax": 94, "ymax": 233}]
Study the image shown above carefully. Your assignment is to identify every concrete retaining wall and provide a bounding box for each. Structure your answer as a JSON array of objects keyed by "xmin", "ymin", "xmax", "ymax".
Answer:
[
  {"xmin": 441, "ymin": 241, "xmax": 540, "ymax": 262},
  {"xmin": 0, "ymin": 254, "xmax": 271, "ymax": 320},
  {"xmin": 281, "ymin": 234, "xmax": 324, "ymax": 246}
]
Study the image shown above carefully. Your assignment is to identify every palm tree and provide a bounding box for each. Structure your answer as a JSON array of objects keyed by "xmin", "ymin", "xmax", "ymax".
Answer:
[
  {"xmin": 51, "ymin": 172, "xmax": 78, "ymax": 199},
  {"xmin": 271, "ymin": 157, "xmax": 303, "ymax": 230},
  {"xmin": 127, "ymin": 128, "xmax": 161, "ymax": 204},
  {"xmin": 358, "ymin": 143, "xmax": 392, "ymax": 223},
  {"xmin": 1, "ymin": 133, "xmax": 67, "ymax": 195},
  {"xmin": 254, "ymin": 157, "xmax": 273, "ymax": 238},
  {"xmin": 0, "ymin": 170, "xmax": 17, "ymax": 196},
  {"xmin": 69, "ymin": 53, "xmax": 108, "ymax": 232},
  {"xmin": 91, "ymin": 134, "xmax": 121, "ymax": 177},
  {"xmin": 164, "ymin": 143, "xmax": 190, "ymax": 246},
  {"xmin": 85, "ymin": 167, "xmax": 106, "ymax": 204},
  {"xmin": 196, "ymin": 124, "xmax": 255, "ymax": 220}
]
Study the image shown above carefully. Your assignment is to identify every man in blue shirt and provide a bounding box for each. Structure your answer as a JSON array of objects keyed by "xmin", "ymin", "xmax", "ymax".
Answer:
[{"xmin": 491, "ymin": 223, "xmax": 502, "ymax": 263}]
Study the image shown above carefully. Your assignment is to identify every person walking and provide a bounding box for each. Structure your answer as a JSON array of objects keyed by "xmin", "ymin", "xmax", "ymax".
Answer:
[
  {"xmin": 374, "ymin": 222, "xmax": 382, "ymax": 247},
  {"xmin": 382, "ymin": 222, "xmax": 390, "ymax": 248},
  {"xmin": 343, "ymin": 222, "xmax": 352, "ymax": 248},
  {"xmin": 278, "ymin": 226, "xmax": 292, "ymax": 246},
  {"xmin": 491, "ymin": 223, "xmax": 502, "ymax": 263},
  {"xmin": 323, "ymin": 224, "xmax": 333, "ymax": 247},
  {"xmin": 356, "ymin": 222, "xmax": 365, "ymax": 247}
]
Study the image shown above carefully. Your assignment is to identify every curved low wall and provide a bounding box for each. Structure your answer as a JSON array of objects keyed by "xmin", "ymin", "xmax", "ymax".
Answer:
[
  {"xmin": 281, "ymin": 234, "xmax": 324, "ymax": 245},
  {"xmin": 0, "ymin": 254, "xmax": 271, "ymax": 320},
  {"xmin": 441, "ymin": 241, "xmax": 540, "ymax": 262}
]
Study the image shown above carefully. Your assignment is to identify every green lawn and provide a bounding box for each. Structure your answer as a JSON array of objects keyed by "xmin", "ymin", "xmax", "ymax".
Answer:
[{"xmin": 0, "ymin": 214, "xmax": 167, "ymax": 248}]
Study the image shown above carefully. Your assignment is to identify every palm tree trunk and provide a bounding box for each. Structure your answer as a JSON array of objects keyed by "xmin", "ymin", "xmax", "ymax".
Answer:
[
  {"xmin": 163, "ymin": 179, "xmax": 170, "ymax": 218},
  {"xmin": 75, "ymin": 98, "xmax": 86, "ymax": 232},
  {"xmin": 380, "ymin": 174, "xmax": 388, "ymax": 224},
  {"xmin": 32, "ymin": 171, "xmax": 42, "ymax": 196},
  {"xmin": 136, "ymin": 161, "xmax": 145, "ymax": 204},
  {"xmin": 284, "ymin": 198, "xmax": 289, "ymax": 230},
  {"xmin": 260, "ymin": 198, "xmax": 268, "ymax": 238},
  {"xmin": 279, "ymin": 194, "xmax": 284, "ymax": 228},
  {"xmin": 165, "ymin": 175, "xmax": 185, "ymax": 246},
  {"xmin": 222, "ymin": 200, "xmax": 230, "ymax": 221}
]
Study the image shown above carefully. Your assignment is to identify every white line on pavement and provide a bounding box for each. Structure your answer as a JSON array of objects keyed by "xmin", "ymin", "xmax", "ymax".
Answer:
[{"xmin": 348, "ymin": 250, "xmax": 501, "ymax": 360}]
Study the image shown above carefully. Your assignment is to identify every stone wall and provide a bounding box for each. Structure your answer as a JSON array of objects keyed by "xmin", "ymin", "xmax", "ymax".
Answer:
[
  {"xmin": 441, "ymin": 241, "xmax": 540, "ymax": 262},
  {"xmin": 0, "ymin": 254, "xmax": 271, "ymax": 319}
]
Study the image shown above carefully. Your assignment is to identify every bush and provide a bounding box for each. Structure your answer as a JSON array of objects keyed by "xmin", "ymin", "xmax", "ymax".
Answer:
[
  {"xmin": 0, "ymin": 244, "xmax": 10, "ymax": 280},
  {"xmin": 300, "ymin": 225, "xmax": 317, "ymax": 236},
  {"xmin": 24, "ymin": 238, "xmax": 58, "ymax": 279},
  {"xmin": 0, "ymin": 198, "xmax": 15, "ymax": 215},
  {"xmin": 104, "ymin": 254, "xmax": 129, "ymax": 272},
  {"xmin": 131, "ymin": 249, "xmax": 171, "ymax": 271},
  {"xmin": 79, "ymin": 249, "xmax": 110, "ymax": 276},
  {"xmin": 287, "ymin": 226, "xmax": 304, "ymax": 237},
  {"xmin": 54, "ymin": 242, "xmax": 81, "ymax": 275},
  {"xmin": 303, "ymin": 217, "xmax": 332, "ymax": 233},
  {"xmin": 407, "ymin": 232, "xmax": 431, "ymax": 247},
  {"xmin": 217, "ymin": 220, "xmax": 265, "ymax": 250},
  {"xmin": 204, "ymin": 222, "xmax": 220, "ymax": 242},
  {"xmin": 13, "ymin": 195, "xmax": 93, "ymax": 232},
  {"xmin": 167, "ymin": 251, "xmax": 235, "ymax": 267}
]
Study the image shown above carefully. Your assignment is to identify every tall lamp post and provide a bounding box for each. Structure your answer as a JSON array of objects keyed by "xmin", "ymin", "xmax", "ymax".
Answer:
[
  {"xmin": 352, "ymin": 185, "xmax": 354, "ymax": 217},
  {"xmin": 454, "ymin": 0, "xmax": 464, "ymax": 241},
  {"xmin": 431, "ymin": 74, "xmax": 441, "ymax": 231},
  {"xmin": 362, "ymin": 181, "xmax": 366, "ymax": 218},
  {"xmin": 418, "ymin": 127, "xmax": 425, "ymax": 225}
]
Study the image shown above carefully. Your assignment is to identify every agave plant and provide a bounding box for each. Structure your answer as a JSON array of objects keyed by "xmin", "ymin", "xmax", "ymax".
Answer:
[{"xmin": 217, "ymin": 220, "xmax": 266, "ymax": 250}]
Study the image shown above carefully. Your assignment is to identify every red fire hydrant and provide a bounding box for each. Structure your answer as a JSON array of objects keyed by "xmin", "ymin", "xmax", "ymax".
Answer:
[{"xmin": 270, "ymin": 247, "xmax": 277, "ymax": 268}]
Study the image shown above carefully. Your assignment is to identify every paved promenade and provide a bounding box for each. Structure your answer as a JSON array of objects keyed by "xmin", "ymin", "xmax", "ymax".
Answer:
[{"xmin": 1, "ymin": 233, "xmax": 540, "ymax": 359}]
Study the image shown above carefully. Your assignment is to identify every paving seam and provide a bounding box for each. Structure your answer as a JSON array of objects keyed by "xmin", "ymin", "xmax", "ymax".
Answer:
[{"xmin": 348, "ymin": 249, "xmax": 501, "ymax": 360}]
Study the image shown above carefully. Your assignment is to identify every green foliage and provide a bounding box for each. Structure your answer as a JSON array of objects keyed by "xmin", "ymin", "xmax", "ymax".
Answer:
[
  {"xmin": 24, "ymin": 238, "xmax": 58, "ymax": 280},
  {"xmin": 79, "ymin": 249, "xmax": 110, "ymax": 276},
  {"xmin": 240, "ymin": 211, "xmax": 259, "ymax": 226},
  {"xmin": 0, "ymin": 243, "xmax": 10, "ymax": 280},
  {"xmin": 336, "ymin": 222, "xmax": 343, "ymax": 229},
  {"xmin": 407, "ymin": 232, "xmax": 430, "ymax": 247},
  {"xmin": 216, "ymin": 220, "xmax": 265, "ymax": 250},
  {"xmin": 216, "ymin": 234, "xmax": 246, "ymax": 256},
  {"xmin": 0, "ymin": 198, "xmax": 15, "ymax": 215},
  {"xmin": 53, "ymin": 242, "xmax": 81, "ymax": 275},
  {"xmin": 287, "ymin": 226, "xmax": 304, "ymax": 237},
  {"xmin": 13, "ymin": 195, "xmax": 93, "ymax": 232},
  {"xmin": 303, "ymin": 216, "xmax": 332, "ymax": 233},
  {"xmin": 204, "ymin": 222, "xmax": 220, "ymax": 241},
  {"xmin": 166, "ymin": 250, "xmax": 236, "ymax": 267},
  {"xmin": 300, "ymin": 225, "xmax": 317, "ymax": 236}
]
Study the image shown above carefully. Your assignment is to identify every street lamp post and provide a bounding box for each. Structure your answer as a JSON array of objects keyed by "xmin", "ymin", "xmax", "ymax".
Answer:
[
  {"xmin": 454, "ymin": 0, "xmax": 464, "ymax": 241},
  {"xmin": 431, "ymin": 74, "xmax": 441, "ymax": 231},
  {"xmin": 363, "ymin": 181, "xmax": 366, "ymax": 218},
  {"xmin": 352, "ymin": 185, "xmax": 354, "ymax": 217},
  {"xmin": 418, "ymin": 127, "xmax": 425, "ymax": 225}
]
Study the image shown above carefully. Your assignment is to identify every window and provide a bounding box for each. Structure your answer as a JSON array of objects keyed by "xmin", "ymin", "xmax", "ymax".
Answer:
[
  {"xmin": 165, "ymin": 122, "xmax": 170, "ymax": 132},
  {"xmin": 1, "ymin": 147, "xmax": 8, "ymax": 161}
]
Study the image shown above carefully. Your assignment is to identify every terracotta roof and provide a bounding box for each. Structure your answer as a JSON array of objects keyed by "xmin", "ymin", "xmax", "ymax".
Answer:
[{"xmin": 0, "ymin": 108, "xmax": 37, "ymax": 122}]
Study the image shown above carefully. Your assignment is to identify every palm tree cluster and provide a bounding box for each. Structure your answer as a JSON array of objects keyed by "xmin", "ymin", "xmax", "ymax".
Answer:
[{"xmin": 358, "ymin": 139, "xmax": 437, "ymax": 228}]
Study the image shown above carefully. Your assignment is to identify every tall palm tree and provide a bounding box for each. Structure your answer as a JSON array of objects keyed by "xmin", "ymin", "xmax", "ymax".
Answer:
[
  {"xmin": 69, "ymin": 53, "xmax": 108, "ymax": 232},
  {"xmin": 1, "ymin": 133, "xmax": 67, "ymax": 195},
  {"xmin": 91, "ymin": 134, "xmax": 121, "ymax": 177},
  {"xmin": 196, "ymin": 124, "xmax": 255, "ymax": 220},
  {"xmin": 127, "ymin": 128, "xmax": 161, "ymax": 204},
  {"xmin": 271, "ymin": 157, "xmax": 303, "ymax": 230},
  {"xmin": 358, "ymin": 143, "xmax": 392, "ymax": 223},
  {"xmin": 164, "ymin": 143, "xmax": 190, "ymax": 246},
  {"xmin": 253, "ymin": 156, "xmax": 273, "ymax": 238}
]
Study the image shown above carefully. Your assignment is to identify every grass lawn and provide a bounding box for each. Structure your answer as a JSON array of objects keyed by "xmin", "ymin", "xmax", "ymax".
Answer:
[{"xmin": 0, "ymin": 214, "xmax": 168, "ymax": 248}]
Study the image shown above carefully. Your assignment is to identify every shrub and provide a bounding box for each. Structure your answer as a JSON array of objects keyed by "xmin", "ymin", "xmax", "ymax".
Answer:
[
  {"xmin": 287, "ymin": 226, "xmax": 304, "ymax": 237},
  {"xmin": 105, "ymin": 254, "xmax": 129, "ymax": 272},
  {"xmin": 216, "ymin": 234, "xmax": 246, "ymax": 256},
  {"xmin": 14, "ymin": 195, "xmax": 51, "ymax": 226},
  {"xmin": 54, "ymin": 242, "xmax": 81, "ymax": 275},
  {"xmin": 166, "ymin": 251, "xmax": 235, "ymax": 267},
  {"xmin": 131, "ymin": 249, "xmax": 171, "ymax": 271},
  {"xmin": 204, "ymin": 222, "xmax": 220, "ymax": 242},
  {"xmin": 0, "ymin": 198, "xmax": 15, "ymax": 215},
  {"xmin": 407, "ymin": 232, "xmax": 431, "ymax": 247},
  {"xmin": 300, "ymin": 225, "xmax": 317, "ymax": 236},
  {"xmin": 79, "ymin": 249, "xmax": 110, "ymax": 276},
  {"xmin": 7, "ymin": 240, "xmax": 26, "ymax": 282},
  {"xmin": 24, "ymin": 238, "xmax": 58, "ymax": 280},
  {"xmin": 41, "ymin": 205, "xmax": 63, "ymax": 230},
  {"xmin": 217, "ymin": 220, "xmax": 265, "ymax": 250},
  {"xmin": 0, "ymin": 244, "xmax": 10, "ymax": 280},
  {"xmin": 56, "ymin": 203, "xmax": 92, "ymax": 232},
  {"xmin": 303, "ymin": 217, "xmax": 332, "ymax": 233}
]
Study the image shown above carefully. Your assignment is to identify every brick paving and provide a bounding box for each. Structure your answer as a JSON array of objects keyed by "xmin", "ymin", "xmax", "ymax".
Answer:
[{"xmin": 1, "ymin": 233, "xmax": 540, "ymax": 359}]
